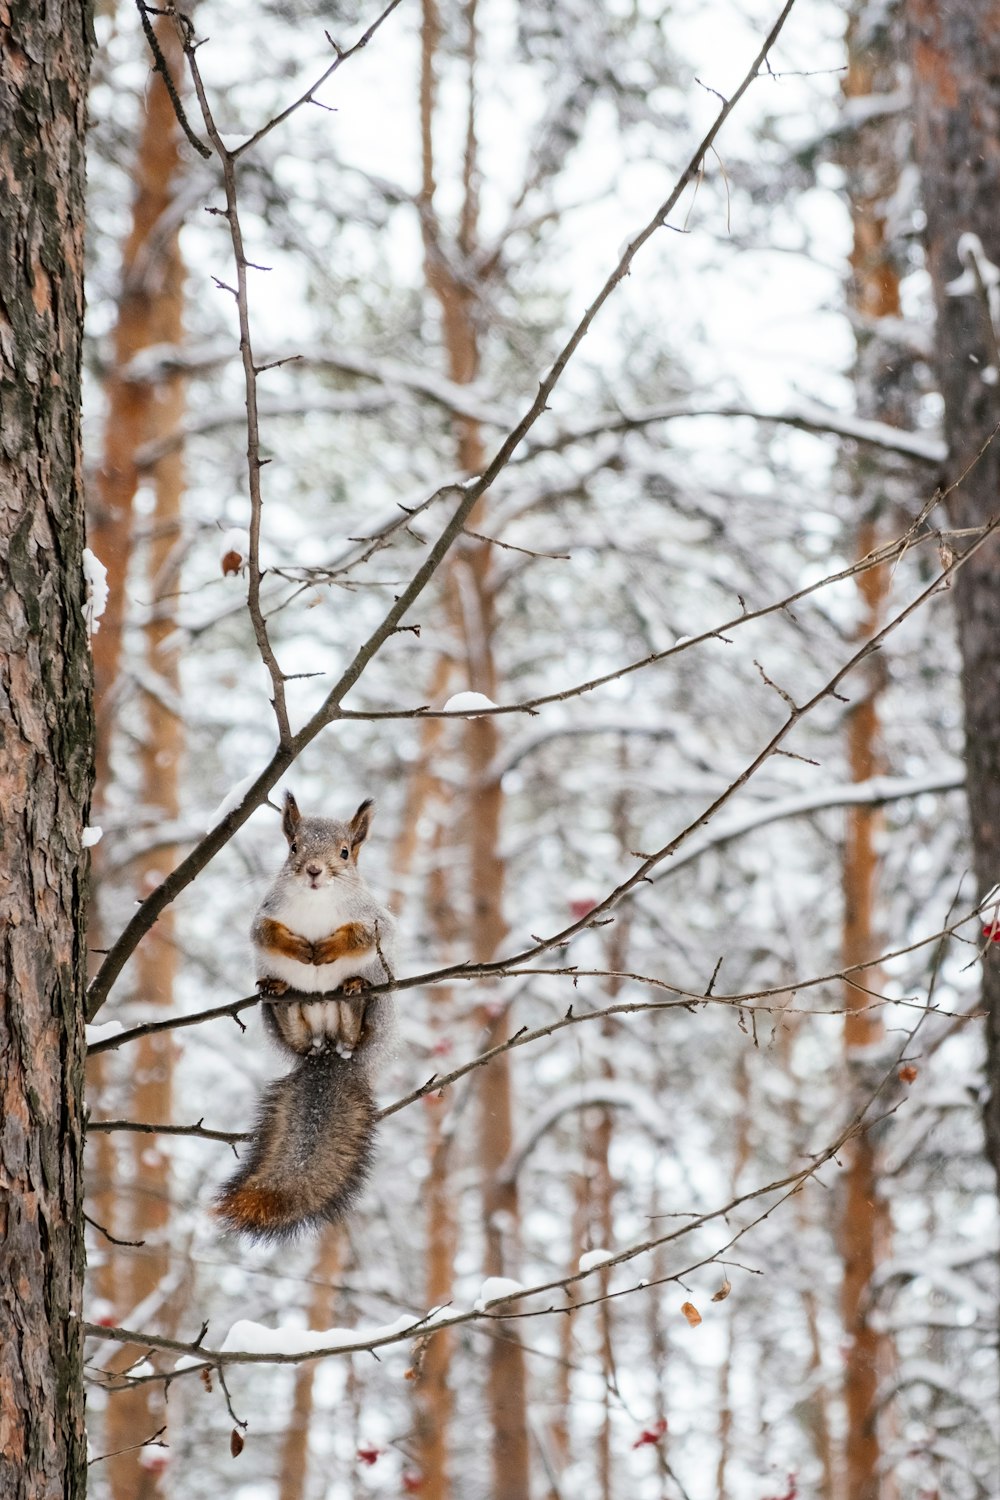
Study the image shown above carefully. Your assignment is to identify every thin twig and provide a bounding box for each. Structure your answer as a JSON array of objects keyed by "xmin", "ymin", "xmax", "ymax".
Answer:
[
  {"xmin": 85, "ymin": 0, "xmax": 805, "ymax": 1020},
  {"xmin": 180, "ymin": 19, "xmax": 292, "ymax": 746},
  {"xmin": 233, "ymin": 0, "xmax": 408, "ymax": 160},
  {"xmin": 133, "ymin": 2, "xmax": 211, "ymax": 157},
  {"xmin": 81, "ymin": 1037, "xmax": 909, "ymax": 1377}
]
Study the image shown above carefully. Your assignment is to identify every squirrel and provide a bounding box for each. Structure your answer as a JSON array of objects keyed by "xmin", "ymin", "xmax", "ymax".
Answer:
[{"xmin": 216, "ymin": 791, "xmax": 396, "ymax": 1241}]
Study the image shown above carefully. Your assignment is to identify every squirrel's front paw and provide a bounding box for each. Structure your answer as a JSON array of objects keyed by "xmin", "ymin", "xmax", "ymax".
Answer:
[
  {"xmin": 339, "ymin": 975, "xmax": 367, "ymax": 997},
  {"xmin": 258, "ymin": 976, "xmax": 290, "ymax": 997}
]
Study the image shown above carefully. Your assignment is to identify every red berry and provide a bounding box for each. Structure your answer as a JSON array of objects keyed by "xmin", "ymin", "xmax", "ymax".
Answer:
[{"xmin": 631, "ymin": 1418, "xmax": 667, "ymax": 1448}]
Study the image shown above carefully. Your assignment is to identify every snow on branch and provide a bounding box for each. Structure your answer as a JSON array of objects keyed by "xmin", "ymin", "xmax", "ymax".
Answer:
[
  {"xmin": 652, "ymin": 768, "xmax": 965, "ymax": 884},
  {"xmin": 532, "ymin": 398, "xmax": 946, "ymax": 466},
  {"xmin": 84, "ymin": 1046, "xmax": 905, "ymax": 1382}
]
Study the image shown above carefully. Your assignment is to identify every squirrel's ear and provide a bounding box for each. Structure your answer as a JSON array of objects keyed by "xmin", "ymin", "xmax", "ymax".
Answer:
[
  {"xmin": 282, "ymin": 791, "xmax": 301, "ymax": 843},
  {"xmin": 350, "ymin": 798, "xmax": 374, "ymax": 853}
]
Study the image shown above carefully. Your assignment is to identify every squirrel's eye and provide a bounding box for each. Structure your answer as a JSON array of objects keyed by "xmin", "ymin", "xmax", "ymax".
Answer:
[
  {"xmin": 340, "ymin": 846, "xmax": 350, "ymax": 860},
  {"xmin": 289, "ymin": 840, "xmax": 298, "ymax": 855}
]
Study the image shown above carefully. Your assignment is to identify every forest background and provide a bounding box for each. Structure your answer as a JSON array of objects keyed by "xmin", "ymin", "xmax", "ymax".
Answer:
[{"xmin": 2, "ymin": 0, "xmax": 999, "ymax": 1498}]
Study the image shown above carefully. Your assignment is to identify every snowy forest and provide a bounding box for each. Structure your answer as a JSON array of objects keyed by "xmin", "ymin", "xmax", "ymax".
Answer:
[{"xmin": 3, "ymin": 0, "xmax": 1000, "ymax": 1498}]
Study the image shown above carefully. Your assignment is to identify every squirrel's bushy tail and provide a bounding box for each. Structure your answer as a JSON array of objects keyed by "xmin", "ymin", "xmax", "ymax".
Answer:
[{"xmin": 216, "ymin": 1053, "xmax": 377, "ymax": 1241}]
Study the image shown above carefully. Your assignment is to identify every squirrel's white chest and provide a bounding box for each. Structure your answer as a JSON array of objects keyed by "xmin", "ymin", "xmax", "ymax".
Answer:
[
  {"xmin": 256, "ymin": 880, "xmax": 366, "ymax": 994},
  {"xmin": 269, "ymin": 881, "xmax": 354, "ymax": 939}
]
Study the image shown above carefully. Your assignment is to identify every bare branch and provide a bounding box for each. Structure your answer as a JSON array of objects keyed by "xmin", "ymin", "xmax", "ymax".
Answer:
[
  {"xmin": 86, "ymin": 0, "xmax": 805, "ymax": 1019},
  {"xmin": 182, "ymin": 30, "xmax": 291, "ymax": 746},
  {"xmin": 133, "ymin": 2, "xmax": 210, "ymax": 158},
  {"xmin": 81, "ymin": 1037, "xmax": 905, "ymax": 1377},
  {"xmin": 87, "ymin": 1118, "xmax": 247, "ymax": 1144},
  {"xmin": 232, "ymin": 0, "xmax": 408, "ymax": 160}
]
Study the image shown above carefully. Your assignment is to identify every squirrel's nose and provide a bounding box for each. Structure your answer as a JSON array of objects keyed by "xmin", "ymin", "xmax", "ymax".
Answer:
[{"xmin": 306, "ymin": 863, "xmax": 322, "ymax": 880}]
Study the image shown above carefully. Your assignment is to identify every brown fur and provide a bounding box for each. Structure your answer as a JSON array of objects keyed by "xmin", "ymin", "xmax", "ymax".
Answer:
[
  {"xmin": 264, "ymin": 999, "xmax": 315, "ymax": 1054},
  {"xmin": 311, "ymin": 921, "xmax": 373, "ymax": 966},
  {"xmin": 254, "ymin": 915, "xmax": 315, "ymax": 962},
  {"xmin": 216, "ymin": 1052, "xmax": 377, "ymax": 1241},
  {"xmin": 253, "ymin": 916, "xmax": 373, "ymax": 972}
]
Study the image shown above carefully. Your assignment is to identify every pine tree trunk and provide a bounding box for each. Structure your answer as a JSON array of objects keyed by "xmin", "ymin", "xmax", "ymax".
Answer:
[
  {"xmin": 904, "ymin": 19, "xmax": 1000, "ymax": 1416},
  {"xmin": 93, "ymin": 23, "xmax": 187, "ymax": 1493},
  {"xmin": 396, "ymin": 712, "xmax": 459, "ymax": 1500},
  {"xmin": 86, "ymin": 8, "xmax": 188, "ymax": 1287},
  {"xmin": 418, "ymin": 2, "xmax": 530, "ymax": 1492},
  {"xmin": 0, "ymin": 5, "xmax": 93, "ymax": 1496},
  {"xmin": 277, "ymin": 1228, "xmax": 344, "ymax": 1500},
  {"xmin": 836, "ymin": 12, "xmax": 914, "ymax": 1491},
  {"xmin": 905, "ymin": 0, "xmax": 1000, "ymax": 1196}
]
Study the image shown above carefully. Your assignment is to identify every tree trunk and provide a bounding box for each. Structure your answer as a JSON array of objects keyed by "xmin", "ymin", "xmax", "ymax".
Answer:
[
  {"xmin": 277, "ymin": 1228, "xmax": 344, "ymax": 1500},
  {"xmin": 836, "ymin": 11, "xmax": 910, "ymax": 1494},
  {"xmin": 86, "ymin": 4, "xmax": 188, "ymax": 1278},
  {"xmin": 395, "ymin": 697, "xmax": 459, "ymax": 1500},
  {"xmin": 89, "ymin": 17, "xmax": 187, "ymax": 778},
  {"xmin": 93, "ymin": 23, "xmax": 188, "ymax": 1495},
  {"xmin": 904, "ymin": 0, "xmax": 1000, "ymax": 1193},
  {"xmin": 0, "ymin": 5, "xmax": 94, "ymax": 1497},
  {"xmin": 418, "ymin": 2, "xmax": 530, "ymax": 1493},
  {"xmin": 103, "ymin": 227, "xmax": 186, "ymax": 1500}
]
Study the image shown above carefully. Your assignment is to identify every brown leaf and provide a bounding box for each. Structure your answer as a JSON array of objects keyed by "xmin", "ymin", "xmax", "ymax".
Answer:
[
  {"xmin": 680, "ymin": 1301, "xmax": 702, "ymax": 1327},
  {"xmin": 221, "ymin": 549, "xmax": 244, "ymax": 577},
  {"xmin": 898, "ymin": 1065, "xmax": 918, "ymax": 1084},
  {"xmin": 711, "ymin": 1278, "xmax": 732, "ymax": 1303},
  {"xmin": 230, "ymin": 1429, "xmax": 245, "ymax": 1458}
]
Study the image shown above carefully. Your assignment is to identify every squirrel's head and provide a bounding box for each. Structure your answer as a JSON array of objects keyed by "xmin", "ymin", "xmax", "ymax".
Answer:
[{"xmin": 280, "ymin": 791, "xmax": 374, "ymax": 889}]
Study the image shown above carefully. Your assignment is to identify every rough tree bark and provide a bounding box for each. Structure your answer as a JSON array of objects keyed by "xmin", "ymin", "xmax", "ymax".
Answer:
[
  {"xmin": 904, "ymin": 0, "xmax": 1000, "ymax": 1190},
  {"xmin": 0, "ymin": 4, "xmax": 94, "ymax": 1497}
]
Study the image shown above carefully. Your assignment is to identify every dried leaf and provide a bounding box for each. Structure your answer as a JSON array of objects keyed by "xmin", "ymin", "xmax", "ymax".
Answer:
[
  {"xmin": 230, "ymin": 1429, "xmax": 244, "ymax": 1458},
  {"xmin": 680, "ymin": 1301, "xmax": 702, "ymax": 1327},
  {"xmin": 898, "ymin": 1065, "xmax": 918, "ymax": 1084},
  {"xmin": 711, "ymin": 1278, "xmax": 732, "ymax": 1303}
]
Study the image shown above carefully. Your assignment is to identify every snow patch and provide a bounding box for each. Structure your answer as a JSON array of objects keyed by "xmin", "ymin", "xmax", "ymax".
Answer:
[
  {"xmin": 578, "ymin": 1248, "xmax": 616, "ymax": 1273},
  {"xmin": 206, "ymin": 771, "xmax": 259, "ymax": 831},
  {"xmin": 474, "ymin": 1277, "xmax": 525, "ymax": 1311},
  {"xmin": 85, "ymin": 1020, "xmax": 124, "ymax": 1046},
  {"xmin": 82, "ymin": 825, "xmax": 104, "ymax": 848},
  {"xmin": 424, "ymin": 1304, "xmax": 467, "ymax": 1328},
  {"xmin": 220, "ymin": 1313, "xmax": 424, "ymax": 1357},
  {"xmin": 946, "ymin": 232, "xmax": 1000, "ymax": 329},
  {"xmin": 442, "ymin": 691, "xmax": 499, "ymax": 715},
  {"xmin": 82, "ymin": 548, "xmax": 109, "ymax": 637}
]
